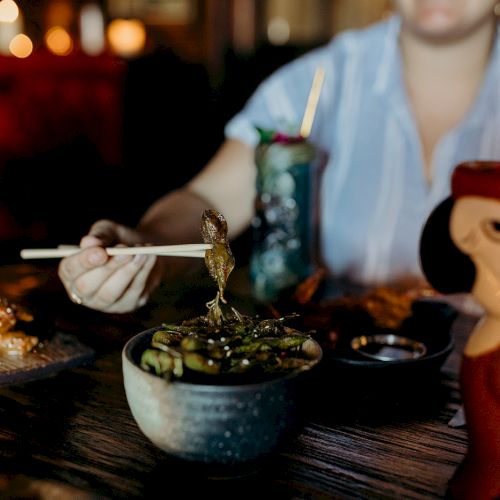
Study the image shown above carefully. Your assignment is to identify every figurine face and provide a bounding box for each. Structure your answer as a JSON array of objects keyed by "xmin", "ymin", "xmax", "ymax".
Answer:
[{"xmin": 450, "ymin": 195, "xmax": 500, "ymax": 313}]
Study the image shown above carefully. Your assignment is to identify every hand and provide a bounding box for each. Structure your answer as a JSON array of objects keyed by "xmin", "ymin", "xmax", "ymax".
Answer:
[{"xmin": 58, "ymin": 220, "xmax": 162, "ymax": 313}]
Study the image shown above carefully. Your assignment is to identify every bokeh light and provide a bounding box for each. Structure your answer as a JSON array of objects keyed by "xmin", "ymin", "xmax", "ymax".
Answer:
[
  {"xmin": 45, "ymin": 26, "xmax": 73, "ymax": 55},
  {"xmin": 9, "ymin": 33, "xmax": 32, "ymax": 58},
  {"xmin": 107, "ymin": 18, "xmax": 146, "ymax": 58},
  {"xmin": 80, "ymin": 3, "xmax": 105, "ymax": 55},
  {"xmin": 267, "ymin": 17, "xmax": 290, "ymax": 45},
  {"xmin": 0, "ymin": 0, "xmax": 19, "ymax": 23}
]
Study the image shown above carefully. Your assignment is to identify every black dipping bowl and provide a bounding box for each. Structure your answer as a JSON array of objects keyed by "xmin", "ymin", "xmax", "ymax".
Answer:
[
  {"xmin": 122, "ymin": 327, "xmax": 322, "ymax": 468},
  {"xmin": 324, "ymin": 299, "xmax": 456, "ymax": 376},
  {"xmin": 304, "ymin": 299, "xmax": 457, "ymax": 420}
]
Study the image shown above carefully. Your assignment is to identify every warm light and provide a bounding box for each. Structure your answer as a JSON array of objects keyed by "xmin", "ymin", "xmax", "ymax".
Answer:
[
  {"xmin": 45, "ymin": 0, "xmax": 73, "ymax": 29},
  {"xmin": 267, "ymin": 17, "xmax": 290, "ymax": 45},
  {"xmin": 232, "ymin": 0, "xmax": 256, "ymax": 53},
  {"xmin": 107, "ymin": 18, "xmax": 146, "ymax": 58},
  {"xmin": 80, "ymin": 3, "xmax": 105, "ymax": 55},
  {"xmin": 9, "ymin": 33, "xmax": 32, "ymax": 58},
  {"xmin": 0, "ymin": 0, "xmax": 18, "ymax": 23},
  {"xmin": 45, "ymin": 26, "xmax": 73, "ymax": 55},
  {"xmin": 0, "ymin": 8, "xmax": 21, "ymax": 54}
]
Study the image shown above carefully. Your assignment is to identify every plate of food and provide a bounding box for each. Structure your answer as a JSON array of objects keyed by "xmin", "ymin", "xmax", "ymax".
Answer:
[
  {"xmin": 271, "ymin": 272, "xmax": 457, "ymax": 383},
  {"xmin": 0, "ymin": 295, "xmax": 94, "ymax": 387}
]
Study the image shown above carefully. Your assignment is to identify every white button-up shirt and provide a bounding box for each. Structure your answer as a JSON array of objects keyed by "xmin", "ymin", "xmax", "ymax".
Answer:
[{"xmin": 224, "ymin": 15, "xmax": 500, "ymax": 285}]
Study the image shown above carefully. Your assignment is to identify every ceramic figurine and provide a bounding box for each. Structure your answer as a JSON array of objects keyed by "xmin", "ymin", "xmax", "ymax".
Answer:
[{"xmin": 420, "ymin": 161, "xmax": 500, "ymax": 500}]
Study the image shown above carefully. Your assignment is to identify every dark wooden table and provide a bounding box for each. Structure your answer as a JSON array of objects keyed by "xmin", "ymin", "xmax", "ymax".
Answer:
[{"xmin": 0, "ymin": 263, "xmax": 473, "ymax": 499}]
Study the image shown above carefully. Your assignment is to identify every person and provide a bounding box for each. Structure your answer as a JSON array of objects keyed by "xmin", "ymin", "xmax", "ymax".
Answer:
[{"xmin": 58, "ymin": 0, "xmax": 500, "ymax": 313}]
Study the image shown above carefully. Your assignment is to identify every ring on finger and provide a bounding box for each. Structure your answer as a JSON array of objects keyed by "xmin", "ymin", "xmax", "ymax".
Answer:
[
  {"xmin": 137, "ymin": 295, "xmax": 148, "ymax": 308},
  {"xmin": 70, "ymin": 288, "xmax": 83, "ymax": 305}
]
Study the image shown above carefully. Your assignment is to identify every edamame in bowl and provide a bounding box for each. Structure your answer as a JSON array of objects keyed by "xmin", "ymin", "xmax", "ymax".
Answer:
[
  {"xmin": 122, "ymin": 209, "xmax": 322, "ymax": 467},
  {"xmin": 122, "ymin": 315, "xmax": 321, "ymax": 466}
]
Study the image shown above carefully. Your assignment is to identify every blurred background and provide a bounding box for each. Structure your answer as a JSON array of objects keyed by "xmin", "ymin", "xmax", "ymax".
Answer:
[{"xmin": 0, "ymin": 0, "xmax": 390, "ymax": 262}]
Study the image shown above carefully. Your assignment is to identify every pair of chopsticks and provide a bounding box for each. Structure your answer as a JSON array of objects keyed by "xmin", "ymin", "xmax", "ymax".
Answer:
[{"xmin": 20, "ymin": 243, "xmax": 211, "ymax": 260}]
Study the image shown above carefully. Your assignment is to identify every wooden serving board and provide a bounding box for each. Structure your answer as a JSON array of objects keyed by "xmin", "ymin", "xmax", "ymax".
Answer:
[{"xmin": 0, "ymin": 332, "xmax": 94, "ymax": 386}]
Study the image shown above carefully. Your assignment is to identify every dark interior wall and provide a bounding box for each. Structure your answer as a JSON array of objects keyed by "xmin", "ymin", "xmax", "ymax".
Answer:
[{"xmin": 0, "ymin": 47, "xmax": 221, "ymax": 260}]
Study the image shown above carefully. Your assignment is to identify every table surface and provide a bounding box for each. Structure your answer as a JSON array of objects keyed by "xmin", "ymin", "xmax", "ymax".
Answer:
[{"xmin": 0, "ymin": 263, "xmax": 475, "ymax": 499}]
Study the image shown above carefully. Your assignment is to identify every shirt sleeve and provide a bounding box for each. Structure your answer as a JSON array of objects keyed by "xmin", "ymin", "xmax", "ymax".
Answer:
[{"xmin": 224, "ymin": 43, "xmax": 336, "ymax": 148}]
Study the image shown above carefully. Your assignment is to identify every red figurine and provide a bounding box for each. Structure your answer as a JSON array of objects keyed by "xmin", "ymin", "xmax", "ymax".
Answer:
[{"xmin": 420, "ymin": 161, "xmax": 500, "ymax": 500}]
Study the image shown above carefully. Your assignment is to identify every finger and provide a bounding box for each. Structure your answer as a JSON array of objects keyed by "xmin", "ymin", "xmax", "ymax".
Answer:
[
  {"xmin": 58, "ymin": 247, "xmax": 109, "ymax": 286},
  {"xmin": 88, "ymin": 254, "xmax": 154, "ymax": 312},
  {"xmin": 123, "ymin": 253, "xmax": 158, "ymax": 301},
  {"xmin": 135, "ymin": 260, "xmax": 164, "ymax": 309},
  {"xmin": 86, "ymin": 219, "xmax": 122, "ymax": 247},
  {"xmin": 83, "ymin": 254, "xmax": 154, "ymax": 310},
  {"xmin": 80, "ymin": 235, "xmax": 105, "ymax": 249},
  {"xmin": 59, "ymin": 248, "xmax": 109, "ymax": 280},
  {"xmin": 103, "ymin": 255, "xmax": 159, "ymax": 313},
  {"xmin": 70, "ymin": 253, "xmax": 135, "ymax": 299},
  {"xmin": 89, "ymin": 220, "xmax": 143, "ymax": 247}
]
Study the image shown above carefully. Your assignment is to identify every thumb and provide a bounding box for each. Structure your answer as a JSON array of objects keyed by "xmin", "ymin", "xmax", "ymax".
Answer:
[{"xmin": 82, "ymin": 219, "xmax": 141, "ymax": 248}]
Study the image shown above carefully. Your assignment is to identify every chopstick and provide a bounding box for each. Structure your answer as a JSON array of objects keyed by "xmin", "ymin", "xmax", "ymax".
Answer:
[{"xmin": 20, "ymin": 244, "xmax": 212, "ymax": 260}]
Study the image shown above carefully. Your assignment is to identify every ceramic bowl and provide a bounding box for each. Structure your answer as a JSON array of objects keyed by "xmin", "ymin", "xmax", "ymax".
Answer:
[
  {"xmin": 122, "ymin": 326, "xmax": 322, "ymax": 467},
  {"xmin": 323, "ymin": 299, "xmax": 456, "ymax": 377}
]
